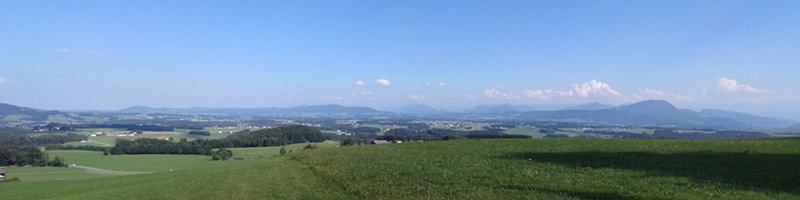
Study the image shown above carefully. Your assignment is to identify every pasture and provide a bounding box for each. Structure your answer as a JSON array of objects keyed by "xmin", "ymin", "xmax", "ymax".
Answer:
[
  {"xmin": 1, "ymin": 167, "xmax": 119, "ymax": 182},
  {"xmin": 2, "ymin": 138, "xmax": 798, "ymax": 199}
]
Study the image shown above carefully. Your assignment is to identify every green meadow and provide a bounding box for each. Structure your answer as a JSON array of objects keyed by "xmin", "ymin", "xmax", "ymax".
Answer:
[
  {"xmin": 47, "ymin": 150, "xmax": 253, "ymax": 173},
  {"xmin": 2, "ymin": 138, "xmax": 799, "ymax": 199},
  {"xmin": 1, "ymin": 167, "xmax": 119, "ymax": 182}
]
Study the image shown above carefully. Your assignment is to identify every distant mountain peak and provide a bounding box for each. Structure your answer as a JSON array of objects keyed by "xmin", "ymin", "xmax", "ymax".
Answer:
[{"xmin": 619, "ymin": 100, "xmax": 678, "ymax": 113}]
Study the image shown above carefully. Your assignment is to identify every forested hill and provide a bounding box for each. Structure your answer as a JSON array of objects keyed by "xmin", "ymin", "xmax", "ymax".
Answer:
[{"xmin": 0, "ymin": 103, "xmax": 61, "ymax": 124}]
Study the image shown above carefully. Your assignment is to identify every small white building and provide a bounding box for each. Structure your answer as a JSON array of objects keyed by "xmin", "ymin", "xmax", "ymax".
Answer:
[{"xmin": 0, "ymin": 168, "xmax": 6, "ymax": 181}]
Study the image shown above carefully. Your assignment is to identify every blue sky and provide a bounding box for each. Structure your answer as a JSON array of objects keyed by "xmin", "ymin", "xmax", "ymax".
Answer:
[{"xmin": 1, "ymin": 1, "xmax": 799, "ymax": 119}]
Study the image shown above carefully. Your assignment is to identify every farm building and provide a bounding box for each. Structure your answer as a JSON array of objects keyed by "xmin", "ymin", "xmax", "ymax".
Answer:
[
  {"xmin": 155, "ymin": 137, "xmax": 170, "ymax": 141},
  {"xmin": 0, "ymin": 168, "xmax": 6, "ymax": 181},
  {"xmin": 371, "ymin": 140, "xmax": 391, "ymax": 145}
]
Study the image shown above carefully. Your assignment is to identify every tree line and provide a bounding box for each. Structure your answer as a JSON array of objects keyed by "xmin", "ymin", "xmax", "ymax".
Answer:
[
  {"xmin": 105, "ymin": 125, "xmax": 326, "ymax": 155},
  {"xmin": 0, "ymin": 146, "xmax": 68, "ymax": 167},
  {"xmin": 0, "ymin": 134, "xmax": 86, "ymax": 146}
]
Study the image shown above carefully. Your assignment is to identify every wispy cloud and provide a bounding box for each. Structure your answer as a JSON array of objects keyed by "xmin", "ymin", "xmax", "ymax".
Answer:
[
  {"xmin": 375, "ymin": 79, "xmax": 391, "ymax": 87},
  {"xmin": 717, "ymin": 78, "xmax": 770, "ymax": 94},
  {"xmin": 439, "ymin": 82, "xmax": 446, "ymax": 87},
  {"xmin": 355, "ymin": 80, "xmax": 366, "ymax": 86},
  {"xmin": 0, "ymin": 76, "xmax": 6, "ymax": 84},
  {"xmin": 409, "ymin": 95, "xmax": 425, "ymax": 100},
  {"xmin": 52, "ymin": 48, "xmax": 105, "ymax": 58}
]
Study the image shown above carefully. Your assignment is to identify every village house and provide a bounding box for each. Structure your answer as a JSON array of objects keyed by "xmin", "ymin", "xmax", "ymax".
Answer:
[
  {"xmin": 155, "ymin": 137, "xmax": 170, "ymax": 141},
  {"xmin": 0, "ymin": 168, "xmax": 6, "ymax": 181}
]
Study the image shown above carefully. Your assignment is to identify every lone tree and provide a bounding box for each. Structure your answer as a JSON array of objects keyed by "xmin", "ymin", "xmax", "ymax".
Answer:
[
  {"xmin": 279, "ymin": 147, "xmax": 287, "ymax": 156},
  {"xmin": 212, "ymin": 148, "xmax": 233, "ymax": 161},
  {"xmin": 50, "ymin": 156, "xmax": 66, "ymax": 167}
]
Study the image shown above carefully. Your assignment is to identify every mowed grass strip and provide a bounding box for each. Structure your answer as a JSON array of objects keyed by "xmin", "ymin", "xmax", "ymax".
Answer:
[
  {"xmin": 47, "ymin": 150, "xmax": 257, "ymax": 173},
  {"xmin": 1, "ymin": 167, "xmax": 119, "ymax": 182}
]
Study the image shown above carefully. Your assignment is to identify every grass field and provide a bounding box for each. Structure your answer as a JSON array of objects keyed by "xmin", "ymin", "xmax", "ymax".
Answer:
[
  {"xmin": 3, "ymin": 138, "xmax": 799, "ymax": 199},
  {"xmin": 229, "ymin": 141, "xmax": 340, "ymax": 160},
  {"xmin": 1, "ymin": 167, "xmax": 119, "ymax": 182},
  {"xmin": 47, "ymin": 150, "xmax": 254, "ymax": 173}
]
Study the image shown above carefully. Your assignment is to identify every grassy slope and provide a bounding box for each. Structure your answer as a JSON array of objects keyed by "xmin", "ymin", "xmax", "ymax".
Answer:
[
  {"xmin": 1, "ymin": 157, "xmax": 356, "ymax": 200},
  {"xmin": 3, "ymin": 138, "xmax": 800, "ymax": 199},
  {"xmin": 1, "ymin": 167, "xmax": 119, "ymax": 182},
  {"xmin": 48, "ymin": 150, "xmax": 255, "ymax": 172}
]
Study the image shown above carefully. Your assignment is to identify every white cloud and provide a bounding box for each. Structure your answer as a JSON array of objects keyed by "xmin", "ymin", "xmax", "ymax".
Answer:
[
  {"xmin": 0, "ymin": 76, "xmax": 5, "ymax": 84},
  {"xmin": 493, "ymin": 80, "xmax": 620, "ymax": 101},
  {"xmin": 375, "ymin": 79, "xmax": 391, "ymax": 87},
  {"xmin": 355, "ymin": 81, "xmax": 365, "ymax": 86},
  {"xmin": 439, "ymin": 82, "xmax": 446, "ymax": 87},
  {"xmin": 484, "ymin": 88, "xmax": 519, "ymax": 99},
  {"xmin": 717, "ymin": 78, "xmax": 769, "ymax": 94},
  {"xmin": 571, "ymin": 80, "xmax": 621, "ymax": 97},
  {"xmin": 361, "ymin": 91, "xmax": 373, "ymax": 96},
  {"xmin": 409, "ymin": 95, "xmax": 425, "ymax": 100},
  {"xmin": 521, "ymin": 89, "xmax": 574, "ymax": 100},
  {"xmin": 467, "ymin": 94, "xmax": 477, "ymax": 99}
]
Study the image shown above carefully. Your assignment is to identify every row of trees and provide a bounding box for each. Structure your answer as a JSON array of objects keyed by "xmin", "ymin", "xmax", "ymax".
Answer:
[
  {"xmin": 0, "ymin": 146, "xmax": 68, "ymax": 167},
  {"xmin": 109, "ymin": 138, "xmax": 214, "ymax": 155},
  {"xmin": 0, "ymin": 134, "xmax": 86, "ymax": 146},
  {"xmin": 187, "ymin": 130, "xmax": 211, "ymax": 136},
  {"xmin": 106, "ymin": 125, "xmax": 326, "ymax": 155}
]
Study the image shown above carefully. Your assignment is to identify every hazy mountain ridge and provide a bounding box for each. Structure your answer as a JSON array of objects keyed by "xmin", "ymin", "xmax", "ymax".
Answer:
[
  {"xmin": 698, "ymin": 109, "xmax": 798, "ymax": 129},
  {"xmin": 1, "ymin": 100, "xmax": 797, "ymax": 129},
  {"xmin": 118, "ymin": 104, "xmax": 384, "ymax": 115}
]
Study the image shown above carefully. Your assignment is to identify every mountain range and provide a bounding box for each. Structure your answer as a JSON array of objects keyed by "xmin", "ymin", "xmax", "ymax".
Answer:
[{"xmin": 1, "ymin": 100, "xmax": 797, "ymax": 129}]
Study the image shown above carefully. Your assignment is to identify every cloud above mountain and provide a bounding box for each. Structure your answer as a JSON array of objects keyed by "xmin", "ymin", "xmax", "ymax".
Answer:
[
  {"xmin": 717, "ymin": 78, "xmax": 770, "ymax": 94},
  {"xmin": 487, "ymin": 80, "xmax": 622, "ymax": 101}
]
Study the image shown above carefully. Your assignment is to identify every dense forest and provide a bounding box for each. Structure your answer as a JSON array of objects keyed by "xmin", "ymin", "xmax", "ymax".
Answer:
[{"xmin": 0, "ymin": 134, "xmax": 86, "ymax": 146}]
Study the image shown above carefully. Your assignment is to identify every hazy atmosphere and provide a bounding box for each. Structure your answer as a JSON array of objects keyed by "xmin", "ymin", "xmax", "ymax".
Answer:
[{"xmin": 2, "ymin": 1, "xmax": 799, "ymax": 119}]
